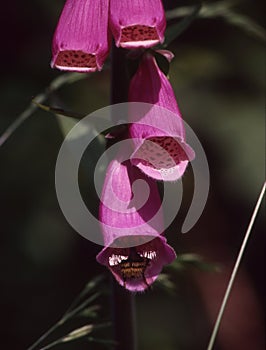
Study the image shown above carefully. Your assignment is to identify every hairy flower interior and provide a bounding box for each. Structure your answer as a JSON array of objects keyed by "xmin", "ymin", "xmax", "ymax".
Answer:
[
  {"xmin": 55, "ymin": 50, "xmax": 97, "ymax": 70},
  {"xmin": 109, "ymin": 246, "xmax": 157, "ymax": 286},
  {"xmin": 109, "ymin": 249, "xmax": 156, "ymax": 267},
  {"xmin": 134, "ymin": 136, "xmax": 188, "ymax": 170},
  {"xmin": 121, "ymin": 25, "xmax": 159, "ymax": 43}
]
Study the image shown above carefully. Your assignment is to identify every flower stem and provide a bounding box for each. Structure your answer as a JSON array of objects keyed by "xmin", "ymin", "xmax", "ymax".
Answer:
[
  {"xmin": 27, "ymin": 322, "xmax": 61, "ymax": 350},
  {"xmin": 207, "ymin": 181, "xmax": 266, "ymax": 350},
  {"xmin": 111, "ymin": 280, "xmax": 137, "ymax": 350},
  {"xmin": 0, "ymin": 73, "xmax": 86, "ymax": 147},
  {"xmin": 110, "ymin": 43, "xmax": 137, "ymax": 350}
]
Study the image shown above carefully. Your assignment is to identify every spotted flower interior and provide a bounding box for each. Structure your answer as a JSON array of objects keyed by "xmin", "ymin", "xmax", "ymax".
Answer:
[
  {"xmin": 54, "ymin": 50, "xmax": 97, "ymax": 71},
  {"xmin": 120, "ymin": 25, "xmax": 160, "ymax": 48},
  {"xmin": 51, "ymin": 0, "xmax": 110, "ymax": 72},
  {"xmin": 133, "ymin": 136, "xmax": 189, "ymax": 171},
  {"xmin": 109, "ymin": 0, "xmax": 166, "ymax": 49}
]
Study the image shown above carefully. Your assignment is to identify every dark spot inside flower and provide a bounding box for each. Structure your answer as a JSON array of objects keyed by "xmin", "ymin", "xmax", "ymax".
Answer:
[
  {"xmin": 55, "ymin": 50, "xmax": 97, "ymax": 69},
  {"xmin": 121, "ymin": 25, "xmax": 159, "ymax": 43}
]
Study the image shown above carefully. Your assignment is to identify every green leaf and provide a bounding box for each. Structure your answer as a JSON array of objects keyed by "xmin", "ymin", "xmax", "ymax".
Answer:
[
  {"xmin": 162, "ymin": 3, "xmax": 202, "ymax": 48},
  {"xmin": 61, "ymin": 292, "xmax": 102, "ymax": 324},
  {"xmin": 156, "ymin": 254, "xmax": 220, "ymax": 294},
  {"xmin": 38, "ymin": 324, "xmax": 112, "ymax": 350},
  {"xmin": 153, "ymin": 51, "xmax": 171, "ymax": 76},
  {"xmin": 33, "ymin": 101, "xmax": 87, "ymax": 137},
  {"xmin": 77, "ymin": 305, "xmax": 100, "ymax": 318},
  {"xmin": 61, "ymin": 325, "xmax": 94, "ymax": 343},
  {"xmin": 154, "ymin": 273, "xmax": 177, "ymax": 295},
  {"xmin": 87, "ymin": 337, "xmax": 117, "ymax": 347},
  {"xmin": 167, "ymin": 253, "xmax": 221, "ymax": 272},
  {"xmin": 166, "ymin": 1, "xmax": 236, "ymax": 20},
  {"xmin": 0, "ymin": 72, "xmax": 88, "ymax": 147},
  {"xmin": 33, "ymin": 101, "xmax": 85, "ymax": 120},
  {"xmin": 166, "ymin": 1, "xmax": 266, "ymax": 43},
  {"xmin": 222, "ymin": 11, "xmax": 266, "ymax": 43},
  {"xmin": 27, "ymin": 275, "xmax": 109, "ymax": 350},
  {"xmin": 66, "ymin": 275, "xmax": 105, "ymax": 314}
]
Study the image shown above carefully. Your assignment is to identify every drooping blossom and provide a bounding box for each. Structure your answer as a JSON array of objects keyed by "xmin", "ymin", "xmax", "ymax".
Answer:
[
  {"xmin": 128, "ymin": 53, "xmax": 195, "ymax": 181},
  {"xmin": 51, "ymin": 0, "xmax": 110, "ymax": 72},
  {"xmin": 96, "ymin": 153, "xmax": 176, "ymax": 292},
  {"xmin": 109, "ymin": 0, "xmax": 166, "ymax": 49}
]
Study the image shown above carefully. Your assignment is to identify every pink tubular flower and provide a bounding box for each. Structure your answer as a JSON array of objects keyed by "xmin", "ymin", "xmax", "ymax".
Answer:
[
  {"xmin": 51, "ymin": 0, "xmax": 110, "ymax": 72},
  {"xmin": 128, "ymin": 54, "xmax": 195, "ymax": 181},
  {"xmin": 109, "ymin": 0, "xmax": 166, "ymax": 49},
  {"xmin": 96, "ymin": 156, "xmax": 176, "ymax": 292}
]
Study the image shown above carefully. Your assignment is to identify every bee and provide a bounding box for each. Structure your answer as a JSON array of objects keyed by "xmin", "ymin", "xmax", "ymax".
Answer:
[{"xmin": 109, "ymin": 247, "xmax": 157, "ymax": 289}]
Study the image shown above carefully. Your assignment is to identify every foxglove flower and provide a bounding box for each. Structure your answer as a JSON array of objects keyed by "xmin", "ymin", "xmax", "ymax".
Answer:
[
  {"xmin": 129, "ymin": 54, "xmax": 195, "ymax": 181},
  {"xmin": 51, "ymin": 0, "xmax": 110, "ymax": 72},
  {"xmin": 109, "ymin": 0, "xmax": 166, "ymax": 48},
  {"xmin": 96, "ymin": 156, "xmax": 176, "ymax": 292}
]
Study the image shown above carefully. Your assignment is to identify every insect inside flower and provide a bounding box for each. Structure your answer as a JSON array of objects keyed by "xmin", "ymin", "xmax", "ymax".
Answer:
[{"xmin": 109, "ymin": 247, "xmax": 157, "ymax": 288}]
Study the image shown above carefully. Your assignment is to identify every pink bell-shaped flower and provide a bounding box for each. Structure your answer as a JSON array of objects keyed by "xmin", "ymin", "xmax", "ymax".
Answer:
[
  {"xmin": 96, "ymin": 155, "xmax": 176, "ymax": 292},
  {"xmin": 109, "ymin": 0, "xmax": 166, "ymax": 49},
  {"xmin": 51, "ymin": 0, "xmax": 110, "ymax": 72},
  {"xmin": 129, "ymin": 54, "xmax": 195, "ymax": 181}
]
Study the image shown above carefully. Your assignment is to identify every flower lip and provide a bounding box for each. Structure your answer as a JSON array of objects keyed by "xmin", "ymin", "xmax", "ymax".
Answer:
[
  {"xmin": 51, "ymin": 0, "xmax": 110, "ymax": 72},
  {"xmin": 53, "ymin": 50, "xmax": 98, "ymax": 72},
  {"xmin": 109, "ymin": 0, "xmax": 166, "ymax": 49},
  {"xmin": 131, "ymin": 136, "xmax": 195, "ymax": 181},
  {"xmin": 133, "ymin": 136, "xmax": 191, "ymax": 169},
  {"xmin": 110, "ymin": 246, "xmax": 154, "ymax": 288},
  {"xmin": 120, "ymin": 40, "xmax": 160, "ymax": 49},
  {"xmin": 97, "ymin": 236, "xmax": 176, "ymax": 292},
  {"xmin": 120, "ymin": 25, "xmax": 160, "ymax": 48}
]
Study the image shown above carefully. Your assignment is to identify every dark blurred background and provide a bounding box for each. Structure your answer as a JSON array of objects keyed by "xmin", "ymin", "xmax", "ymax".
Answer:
[{"xmin": 0, "ymin": 1, "xmax": 265, "ymax": 349}]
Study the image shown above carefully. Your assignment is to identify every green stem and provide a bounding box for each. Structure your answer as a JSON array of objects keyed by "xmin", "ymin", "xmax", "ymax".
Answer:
[
  {"xmin": 27, "ymin": 322, "xmax": 61, "ymax": 350},
  {"xmin": 60, "ymin": 292, "xmax": 100, "ymax": 323},
  {"xmin": 110, "ymin": 43, "xmax": 137, "ymax": 350},
  {"xmin": 39, "ymin": 338, "xmax": 63, "ymax": 350},
  {"xmin": 207, "ymin": 181, "xmax": 266, "ymax": 350},
  {"xmin": 0, "ymin": 73, "xmax": 86, "ymax": 147},
  {"xmin": 27, "ymin": 291, "xmax": 100, "ymax": 350}
]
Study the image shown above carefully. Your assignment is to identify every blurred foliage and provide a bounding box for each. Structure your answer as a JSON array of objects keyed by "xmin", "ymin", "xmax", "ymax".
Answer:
[
  {"xmin": 155, "ymin": 254, "xmax": 220, "ymax": 295},
  {"xmin": 27, "ymin": 275, "xmax": 113, "ymax": 350},
  {"xmin": 0, "ymin": 0, "xmax": 265, "ymax": 350},
  {"xmin": 166, "ymin": 1, "xmax": 266, "ymax": 43}
]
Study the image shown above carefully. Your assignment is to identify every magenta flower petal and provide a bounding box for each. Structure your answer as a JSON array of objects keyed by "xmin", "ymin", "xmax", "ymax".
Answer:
[
  {"xmin": 98, "ymin": 157, "xmax": 164, "ymax": 246},
  {"xmin": 155, "ymin": 49, "xmax": 175, "ymax": 62},
  {"xmin": 96, "ymin": 156, "xmax": 176, "ymax": 291},
  {"xmin": 97, "ymin": 236, "xmax": 176, "ymax": 292},
  {"xmin": 128, "ymin": 54, "xmax": 195, "ymax": 181},
  {"xmin": 109, "ymin": 0, "xmax": 166, "ymax": 49},
  {"xmin": 51, "ymin": 0, "xmax": 110, "ymax": 72}
]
